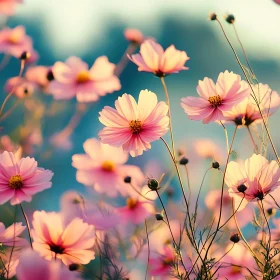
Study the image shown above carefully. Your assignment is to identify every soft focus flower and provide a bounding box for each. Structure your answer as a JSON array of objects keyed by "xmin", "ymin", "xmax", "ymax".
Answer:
[
  {"xmin": 0, "ymin": 151, "xmax": 53, "ymax": 205},
  {"xmin": 128, "ymin": 40, "xmax": 189, "ymax": 76},
  {"xmin": 0, "ymin": 248, "xmax": 20, "ymax": 279},
  {"xmin": 48, "ymin": 56, "xmax": 121, "ymax": 102},
  {"xmin": 124, "ymin": 28, "xmax": 144, "ymax": 45},
  {"xmin": 181, "ymin": 71, "xmax": 250, "ymax": 123},
  {"xmin": 17, "ymin": 249, "xmax": 80, "ymax": 280},
  {"xmin": 0, "ymin": 26, "xmax": 34, "ymax": 58},
  {"xmin": 25, "ymin": 65, "xmax": 51, "ymax": 89},
  {"xmin": 32, "ymin": 211, "xmax": 96, "ymax": 265},
  {"xmin": 5, "ymin": 76, "xmax": 35, "ymax": 98},
  {"xmin": 225, "ymin": 154, "xmax": 280, "ymax": 203},
  {"xmin": 0, "ymin": 222, "xmax": 27, "ymax": 246},
  {"xmin": 73, "ymin": 138, "xmax": 144, "ymax": 196},
  {"xmin": 99, "ymin": 90, "xmax": 169, "ymax": 157},
  {"xmin": 274, "ymin": 0, "xmax": 280, "ymax": 4},
  {"xmin": 223, "ymin": 83, "xmax": 280, "ymax": 126},
  {"xmin": 0, "ymin": 0, "xmax": 22, "ymax": 16},
  {"xmin": 0, "ymin": 135, "xmax": 22, "ymax": 159}
]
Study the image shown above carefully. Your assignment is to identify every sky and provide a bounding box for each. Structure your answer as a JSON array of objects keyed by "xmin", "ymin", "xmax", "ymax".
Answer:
[{"xmin": 17, "ymin": 0, "xmax": 280, "ymax": 62}]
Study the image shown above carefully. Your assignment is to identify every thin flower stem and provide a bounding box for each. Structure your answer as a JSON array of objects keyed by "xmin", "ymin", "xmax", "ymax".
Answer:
[
  {"xmin": 20, "ymin": 203, "xmax": 33, "ymax": 249},
  {"xmin": 260, "ymin": 200, "xmax": 271, "ymax": 251},
  {"xmin": 0, "ymin": 99, "xmax": 21, "ymax": 122},
  {"xmin": 0, "ymin": 59, "xmax": 25, "ymax": 118},
  {"xmin": 220, "ymin": 121, "xmax": 229, "ymax": 154},
  {"xmin": 144, "ymin": 220, "xmax": 150, "ymax": 280},
  {"xmin": 184, "ymin": 165, "xmax": 191, "ymax": 203},
  {"xmin": 0, "ymin": 54, "xmax": 11, "ymax": 72},
  {"xmin": 212, "ymin": 243, "xmax": 235, "ymax": 270},
  {"xmin": 129, "ymin": 183, "xmax": 154, "ymax": 201},
  {"xmin": 247, "ymin": 126, "xmax": 258, "ymax": 152},
  {"xmin": 160, "ymin": 77, "xmax": 176, "ymax": 159},
  {"xmin": 204, "ymin": 125, "xmax": 238, "ymax": 262},
  {"xmin": 215, "ymin": 18, "xmax": 280, "ymax": 166}
]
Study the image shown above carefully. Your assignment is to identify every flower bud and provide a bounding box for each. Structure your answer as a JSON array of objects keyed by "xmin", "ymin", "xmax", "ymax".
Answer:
[
  {"xmin": 209, "ymin": 13, "xmax": 217, "ymax": 21},
  {"xmin": 179, "ymin": 156, "xmax": 189, "ymax": 165},
  {"xmin": 20, "ymin": 51, "xmax": 30, "ymax": 60},
  {"xmin": 155, "ymin": 213, "xmax": 164, "ymax": 221},
  {"xmin": 69, "ymin": 263, "xmax": 79, "ymax": 271},
  {"xmin": 124, "ymin": 176, "xmax": 131, "ymax": 184},
  {"xmin": 147, "ymin": 178, "xmax": 159, "ymax": 191},
  {"xmin": 46, "ymin": 69, "xmax": 55, "ymax": 81},
  {"xmin": 226, "ymin": 14, "xmax": 235, "ymax": 24},
  {"xmin": 237, "ymin": 184, "xmax": 247, "ymax": 193},
  {"xmin": 230, "ymin": 233, "xmax": 240, "ymax": 243},
  {"xmin": 212, "ymin": 161, "xmax": 220, "ymax": 169},
  {"xmin": 267, "ymin": 208, "xmax": 276, "ymax": 216}
]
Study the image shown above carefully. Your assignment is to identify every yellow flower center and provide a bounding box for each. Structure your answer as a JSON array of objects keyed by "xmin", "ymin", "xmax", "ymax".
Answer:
[
  {"xmin": 9, "ymin": 175, "xmax": 23, "ymax": 189},
  {"xmin": 208, "ymin": 95, "xmax": 222, "ymax": 107},
  {"xmin": 162, "ymin": 257, "xmax": 173, "ymax": 266},
  {"xmin": 126, "ymin": 197, "xmax": 137, "ymax": 209},
  {"xmin": 129, "ymin": 120, "xmax": 142, "ymax": 134},
  {"xmin": 7, "ymin": 33, "xmax": 20, "ymax": 44},
  {"xmin": 231, "ymin": 266, "xmax": 241, "ymax": 275},
  {"xmin": 76, "ymin": 71, "xmax": 91, "ymax": 84},
  {"xmin": 102, "ymin": 161, "xmax": 115, "ymax": 172}
]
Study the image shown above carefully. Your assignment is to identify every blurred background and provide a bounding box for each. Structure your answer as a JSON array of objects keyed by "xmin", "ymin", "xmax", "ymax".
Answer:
[{"xmin": 0, "ymin": 0, "xmax": 280, "ymax": 213}]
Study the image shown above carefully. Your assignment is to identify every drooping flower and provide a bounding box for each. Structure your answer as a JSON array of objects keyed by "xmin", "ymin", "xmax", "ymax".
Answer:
[
  {"xmin": 0, "ymin": 151, "xmax": 53, "ymax": 205},
  {"xmin": 0, "ymin": 222, "xmax": 27, "ymax": 246},
  {"xmin": 4, "ymin": 76, "xmax": 35, "ymax": 98},
  {"xmin": 32, "ymin": 211, "xmax": 96, "ymax": 265},
  {"xmin": 181, "ymin": 71, "xmax": 250, "ymax": 123},
  {"xmin": 0, "ymin": 26, "xmax": 34, "ymax": 58},
  {"xmin": 16, "ymin": 249, "xmax": 80, "ymax": 280},
  {"xmin": 128, "ymin": 39, "xmax": 189, "ymax": 76},
  {"xmin": 98, "ymin": 90, "xmax": 169, "ymax": 157},
  {"xmin": 225, "ymin": 154, "xmax": 280, "ymax": 203},
  {"xmin": 72, "ymin": 138, "xmax": 144, "ymax": 196},
  {"xmin": 124, "ymin": 28, "xmax": 144, "ymax": 45},
  {"xmin": 48, "ymin": 56, "xmax": 121, "ymax": 102},
  {"xmin": 0, "ymin": 0, "xmax": 23, "ymax": 16},
  {"xmin": 223, "ymin": 83, "xmax": 280, "ymax": 126}
]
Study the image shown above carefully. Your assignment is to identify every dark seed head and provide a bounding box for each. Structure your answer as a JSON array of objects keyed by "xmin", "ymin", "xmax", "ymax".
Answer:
[
  {"xmin": 226, "ymin": 14, "xmax": 235, "ymax": 24},
  {"xmin": 155, "ymin": 213, "xmax": 164, "ymax": 221},
  {"xmin": 20, "ymin": 51, "xmax": 30, "ymax": 60},
  {"xmin": 179, "ymin": 156, "xmax": 189, "ymax": 165},
  {"xmin": 237, "ymin": 184, "xmax": 247, "ymax": 193},
  {"xmin": 209, "ymin": 13, "xmax": 217, "ymax": 21},
  {"xmin": 230, "ymin": 233, "xmax": 240, "ymax": 243},
  {"xmin": 255, "ymin": 190, "xmax": 264, "ymax": 200},
  {"xmin": 69, "ymin": 263, "xmax": 79, "ymax": 271},
  {"xmin": 267, "ymin": 208, "xmax": 276, "ymax": 216},
  {"xmin": 46, "ymin": 69, "xmax": 55, "ymax": 81},
  {"xmin": 212, "ymin": 161, "xmax": 220, "ymax": 169},
  {"xmin": 124, "ymin": 176, "xmax": 131, "ymax": 184},
  {"xmin": 147, "ymin": 178, "xmax": 159, "ymax": 191}
]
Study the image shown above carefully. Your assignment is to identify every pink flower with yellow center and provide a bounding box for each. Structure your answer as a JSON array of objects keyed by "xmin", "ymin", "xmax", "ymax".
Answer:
[
  {"xmin": 128, "ymin": 39, "xmax": 189, "ymax": 76},
  {"xmin": 48, "ymin": 56, "xmax": 121, "ymax": 102},
  {"xmin": 32, "ymin": 211, "xmax": 96, "ymax": 266},
  {"xmin": 72, "ymin": 138, "xmax": 144, "ymax": 197},
  {"xmin": 225, "ymin": 154, "xmax": 280, "ymax": 204},
  {"xmin": 98, "ymin": 89, "xmax": 169, "ymax": 157},
  {"xmin": 181, "ymin": 71, "xmax": 250, "ymax": 124},
  {"xmin": 0, "ymin": 151, "xmax": 53, "ymax": 205},
  {"xmin": 0, "ymin": 26, "xmax": 34, "ymax": 58}
]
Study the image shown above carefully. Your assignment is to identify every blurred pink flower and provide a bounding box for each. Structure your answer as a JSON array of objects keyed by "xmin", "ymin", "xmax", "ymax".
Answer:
[
  {"xmin": 124, "ymin": 28, "xmax": 144, "ymax": 44},
  {"xmin": 0, "ymin": 247, "xmax": 21, "ymax": 279},
  {"xmin": 223, "ymin": 83, "xmax": 280, "ymax": 126},
  {"xmin": 0, "ymin": 222, "xmax": 27, "ymax": 246},
  {"xmin": 225, "ymin": 154, "xmax": 280, "ymax": 203},
  {"xmin": 25, "ymin": 65, "xmax": 50, "ymax": 89},
  {"xmin": 128, "ymin": 40, "xmax": 189, "ymax": 76},
  {"xmin": 17, "ymin": 249, "xmax": 80, "ymax": 280},
  {"xmin": 0, "ymin": 0, "xmax": 22, "ymax": 16},
  {"xmin": 0, "ymin": 135, "xmax": 22, "ymax": 159},
  {"xmin": 181, "ymin": 71, "xmax": 250, "ymax": 123},
  {"xmin": 4, "ymin": 76, "xmax": 35, "ymax": 98},
  {"xmin": 274, "ymin": 0, "xmax": 280, "ymax": 4},
  {"xmin": 48, "ymin": 56, "xmax": 121, "ymax": 102},
  {"xmin": 0, "ymin": 151, "xmax": 53, "ymax": 205},
  {"xmin": 0, "ymin": 26, "xmax": 34, "ymax": 58},
  {"xmin": 99, "ymin": 89, "xmax": 169, "ymax": 157},
  {"xmin": 72, "ymin": 138, "xmax": 144, "ymax": 196},
  {"xmin": 32, "ymin": 211, "xmax": 96, "ymax": 265}
]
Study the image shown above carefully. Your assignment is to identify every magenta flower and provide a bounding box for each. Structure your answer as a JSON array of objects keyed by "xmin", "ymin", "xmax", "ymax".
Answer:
[
  {"xmin": 0, "ymin": 26, "xmax": 34, "ymax": 58},
  {"xmin": 98, "ymin": 90, "xmax": 169, "ymax": 157},
  {"xmin": 48, "ymin": 56, "xmax": 121, "ymax": 102},
  {"xmin": 223, "ymin": 83, "xmax": 280, "ymax": 126},
  {"xmin": 72, "ymin": 138, "xmax": 144, "ymax": 196},
  {"xmin": 0, "ymin": 222, "xmax": 27, "ymax": 246},
  {"xmin": 0, "ymin": 151, "xmax": 53, "ymax": 205},
  {"xmin": 0, "ymin": 0, "xmax": 22, "ymax": 16},
  {"xmin": 32, "ymin": 211, "xmax": 96, "ymax": 265},
  {"xmin": 225, "ymin": 154, "xmax": 280, "ymax": 203},
  {"xmin": 181, "ymin": 71, "xmax": 250, "ymax": 123},
  {"xmin": 17, "ymin": 249, "xmax": 80, "ymax": 280},
  {"xmin": 128, "ymin": 39, "xmax": 189, "ymax": 76}
]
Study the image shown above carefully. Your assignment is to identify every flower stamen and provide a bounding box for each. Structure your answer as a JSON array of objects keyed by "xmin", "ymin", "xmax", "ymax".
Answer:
[
  {"xmin": 9, "ymin": 175, "xmax": 23, "ymax": 189},
  {"xmin": 129, "ymin": 120, "xmax": 142, "ymax": 134},
  {"xmin": 208, "ymin": 95, "xmax": 222, "ymax": 107},
  {"xmin": 102, "ymin": 161, "xmax": 115, "ymax": 172},
  {"xmin": 76, "ymin": 71, "xmax": 91, "ymax": 84},
  {"xmin": 126, "ymin": 197, "xmax": 137, "ymax": 209}
]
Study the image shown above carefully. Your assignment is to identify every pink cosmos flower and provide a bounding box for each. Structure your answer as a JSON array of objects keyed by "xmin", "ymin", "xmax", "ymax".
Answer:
[
  {"xmin": 0, "ymin": 151, "xmax": 53, "ymax": 205},
  {"xmin": 0, "ymin": 0, "xmax": 22, "ymax": 16},
  {"xmin": 25, "ymin": 65, "xmax": 50, "ymax": 89},
  {"xmin": 72, "ymin": 138, "xmax": 144, "ymax": 196},
  {"xmin": 128, "ymin": 40, "xmax": 189, "ymax": 76},
  {"xmin": 0, "ymin": 135, "xmax": 22, "ymax": 160},
  {"xmin": 98, "ymin": 89, "xmax": 169, "ymax": 157},
  {"xmin": 32, "ymin": 211, "xmax": 96, "ymax": 265},
  {"xmin": 0, "ymin": 26, "xmax": 34, "ymax": 58},
  {"xmin": 225, "ymin": 154, "xmax": 280, "ymax": 203},
  {"xmin": 0, "ymin": 222, "xmax": 27, "ymax": 246},
  {"xmin": 181, "ymin": 71, "xmax": 250, "ymax": 123},
  {"xmin": 48, "ymin": 56, "xmax": 121, "ymax": 102},
  {"xmin": 124, "ymin": 28, "xmax": 144, "ymax": 45},
  {"xmin": 17, "ymin": 249, "xmax": 80, "ymax": 280},
  {"xmin": 223, "ymin": 83, "xmax": 280, "ymax": 126},
  {"xmin": 5, "ymin": 76, "xmax": 35, "ymax": 98}
]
